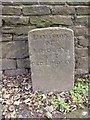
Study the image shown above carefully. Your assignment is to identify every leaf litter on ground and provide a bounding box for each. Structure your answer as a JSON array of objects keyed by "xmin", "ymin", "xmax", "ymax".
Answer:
[{"xmin": 1, "ymin": 73, "xmax": 90, "ymax": 118}]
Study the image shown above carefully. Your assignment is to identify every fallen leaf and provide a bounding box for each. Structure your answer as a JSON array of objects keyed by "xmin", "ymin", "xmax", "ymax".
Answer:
[
  {"xmin": 14, "ymin": 100, "xmax": 21, "ymax": 106},
  {"xmin": 24, "ymin": 98, "xmax": 30, "ymax": 103}
]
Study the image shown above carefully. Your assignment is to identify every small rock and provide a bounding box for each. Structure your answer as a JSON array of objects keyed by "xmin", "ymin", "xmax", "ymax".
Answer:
[
  {"xmin": 13, "ymin": 94, "xmax": 20, "ymax": 100},
  {"xmin": 45, "ymin": 111, "xmax": 52, "ymax": 119},
  {"xmin": 8, "ymin": 105, "xmax": 15, "ymax": 112},
  {"xmin": 48, "ymin": 92, "xmax": 53, "ymax": 96},
  {"xmin": 82, "ymin": 111, "xmax": 88, "ymax": 116},
  {"xmin": 42, "ymin": 94, "xmax": 46, "ymax": 100}
]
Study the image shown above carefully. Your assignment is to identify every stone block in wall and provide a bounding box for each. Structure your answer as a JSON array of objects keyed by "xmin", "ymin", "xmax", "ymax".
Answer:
[
  {"xmin": 0, "ymin": 31, "xmax": 1, "ymax": 51},
  {"xmin": 0, "ymin": 59, "xmax": 16, "ymax": 70},
  {"xmin": 75, "ymin": 47, "xmax": 88, "ymax": 58},
  {"xmin": 0, "ymin": 42, "xmax": 2, "ymax": 59},
  {"xmin": 89, "ymin": 56, "xmax": 90, "ymax": 71},
  {"xmin": 1, "ymin": 41, "xmax": 29, "ymax": 59},
  {"xmin": 4, "ymin": 69, "xmax": 28, "ymax": 76},
  {"xmin": 13, "ymin": 35, "xmax": 28, "ymax": 41},
  {"xmin": 75, "ymin": 6, "xmax": 89, "ymax": 15},
  {"xmin": 1, "ymin": 34, "xmax": 12, "ymax": 42},
  {"xmin": 11, "ymin": 26, "xmax": 35, "ymax": 35},
  {"xmin": 75, "ymin": 16, "xmax": 88, "ymax": 26},
  {"xmin": 23, "ymin": 5, "xmax": 51, "ymax": 15},
  {"xmin": 17, "ymin": 58, "xmax": 30, "ymax": 68},
  {"xmin": 30, "ymin": 15, "xmax": 73, "ymax": 27},
  {"xmin": 2, "ymin": 2, "xmax": 25, "ymax": 5},
  {"xmin": 2, "ymin": 6, "xmax": 21, "ymax": 15},
  {"xmin": 2, "ymin": 27, "xmax": 14, "ymax": 34},
  {"xmin": 2, "ymin": 16, "xmax": 29, "ymax": 25},
  {"xmin": 89, "ymin": 47, "xmax": 90, "ymax": 56},
  {"xmin": 0, "ymin": 59, "xmax": 2, "ymax": 71},
  {"xmin": 77, "ymin": 36, "xmax": 89, "ymax": 47},
  {"xmin": 67, "ymin": 2, "xmax": 89, "ymax": 6},
  {"xmin": 0, "ymin": 71, "xmax": 2, "ymax": 77},
  {"xmin": 0, "ymin": 15, "xmax": 1, "ymax": 27},
  {"xmin": 70, "ymin": 26, "xmax": 88, "ymax": 36},
  {"xmin": 2, "ymin": 26, "xmax": 35, "ymax": 35},
  {"xmin": 75, "ymin": 69, "xmax": 88, "ymax": 75},
  {"xmin": 75, "ymin": 57, "xmax": 88, "ymax": 74},
  {"xmin": 51, "ymin": 6, "xmax": 75, "ymax": 15}
]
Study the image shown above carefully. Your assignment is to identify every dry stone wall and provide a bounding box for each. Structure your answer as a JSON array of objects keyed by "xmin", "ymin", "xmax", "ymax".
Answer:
[{"xmin": 1, "ymin": 1, "xmax": 90, "ymax": 76}]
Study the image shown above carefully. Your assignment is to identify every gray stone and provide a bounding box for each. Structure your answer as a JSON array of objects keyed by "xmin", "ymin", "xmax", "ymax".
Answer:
[
  {"xmin": 75, "ymin": 47, "xmax": 88, "ymax": 58},
  {"xmin": 0, "ymin": 34, "xmax": 1, "ymax": 43},
  {"xmin": 2, "ymin": 26, "xmax": 15, "ymax": 34},
  {"xmin": 1, "ymin": 41, "xmax": 29, "ymax": 59},
  {"xmin": 2, "ymin": 6, "xmax": 21, "ymax": 15},
  {"xmin": 0, "ymin": 59, "xmax": 2, "ymax": 71},
  {"xmin": 76, "ymin": 57, "xmax": 88, "ymax": 74},
  {"xmin": 17, "ymin": 58, "xmax": 30, "ymax": 68},
  {"xmin": 13, "ymin": 35, "xmax": 28, "ymax": 41},
  {"xmin": 0, "ymin": 2, "xmax": 1, "ymax": 28},
  {"xmin": 76, "ymin": 56, "xmax": 89, "ymax": 74},
  {"xmin": 75, "ymin": 6, "xmax": 89, "ymax": 15},
  {"xmin": 0, "ymin": 71, "xmax": 2, "ymax": 81},
  {"xmin": 30, "ymin": 15, "xmax": 73, "ymax": 26},
  {"xmin": 2, "ymin": 26, "xmax": 35, "ymax": 35},
  {"xmin": 1, "ymin": 34, "xmax": 12, "ymax": 42},
  {"xmin": 75, "ymin": 69, "xmax": 88, "ymax": 75},
  {"xmin": 0, "ymin": 43, "xmax": 2, "ymax": 59},
  {"xmin": 4, "ymin": 69, "xmax": 28, "ymax": 76},
  {"xmin": 3, "ymin": 16, "xmax": 29, "ymax": 25},
  {"xmin": 23, "ymin": 5, "xmax": 51, "ymax": 15},
  {"xmin": 28, "ymin": 27, "xmax": 75, "ymax": 92},
  {"xmin": 70, "ymin": 26, "xmax": 88, "ymax": 36},
  {"xmin": 0, "ymin": 59, "xmax": 16, "ymax": 70},
  {"xmin": 78, "ymin": 36, "xmax": 88, "ymax": 47},
  {"xmin": 75, "ymin": 16, "xmax": 88, "ymax": 26},
  {"xmin": 0, "ymin": 17, "xmax": 1, "ymax": 27},
  {"xmin": 51, "ymin": 6, "xmax": 75, "ymax": 15}
]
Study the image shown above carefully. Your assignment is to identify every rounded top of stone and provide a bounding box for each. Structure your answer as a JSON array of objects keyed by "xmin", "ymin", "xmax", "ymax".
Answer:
[{"xmin": 28, "ymin": 27, "xmax": 73, "ymax": 35}]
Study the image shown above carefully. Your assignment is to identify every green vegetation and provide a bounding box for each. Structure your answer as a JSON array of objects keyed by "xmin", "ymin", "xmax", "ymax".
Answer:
[
  {"xmin": 36, "ymin": 78, "xmax": 89, "ymax": 114},
  {"xmin": 69, "ymin": 78, "xmax": 88, "ymax": 104},
  {"xmin": 51, "ymin": 95, "xmax": 70, "ymax": 111},
  {"xmin": 51, "ymin": 78, "xmax": 89, "ymax": 112}
]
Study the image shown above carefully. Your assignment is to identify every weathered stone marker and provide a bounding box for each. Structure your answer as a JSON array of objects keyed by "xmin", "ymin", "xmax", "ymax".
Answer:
[{"xmin": 28, "ymin": 27, "xmax": 75, "ymax": 92}]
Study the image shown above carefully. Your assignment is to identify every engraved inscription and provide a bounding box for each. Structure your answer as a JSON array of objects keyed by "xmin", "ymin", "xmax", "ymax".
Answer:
[
  {"xmin": 32, "ymin": 34, "xmax": 71, "ymax": 41},
  {"xmin": 30, "ymin": 34, "xmax": 71, "ymax": 66}
]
